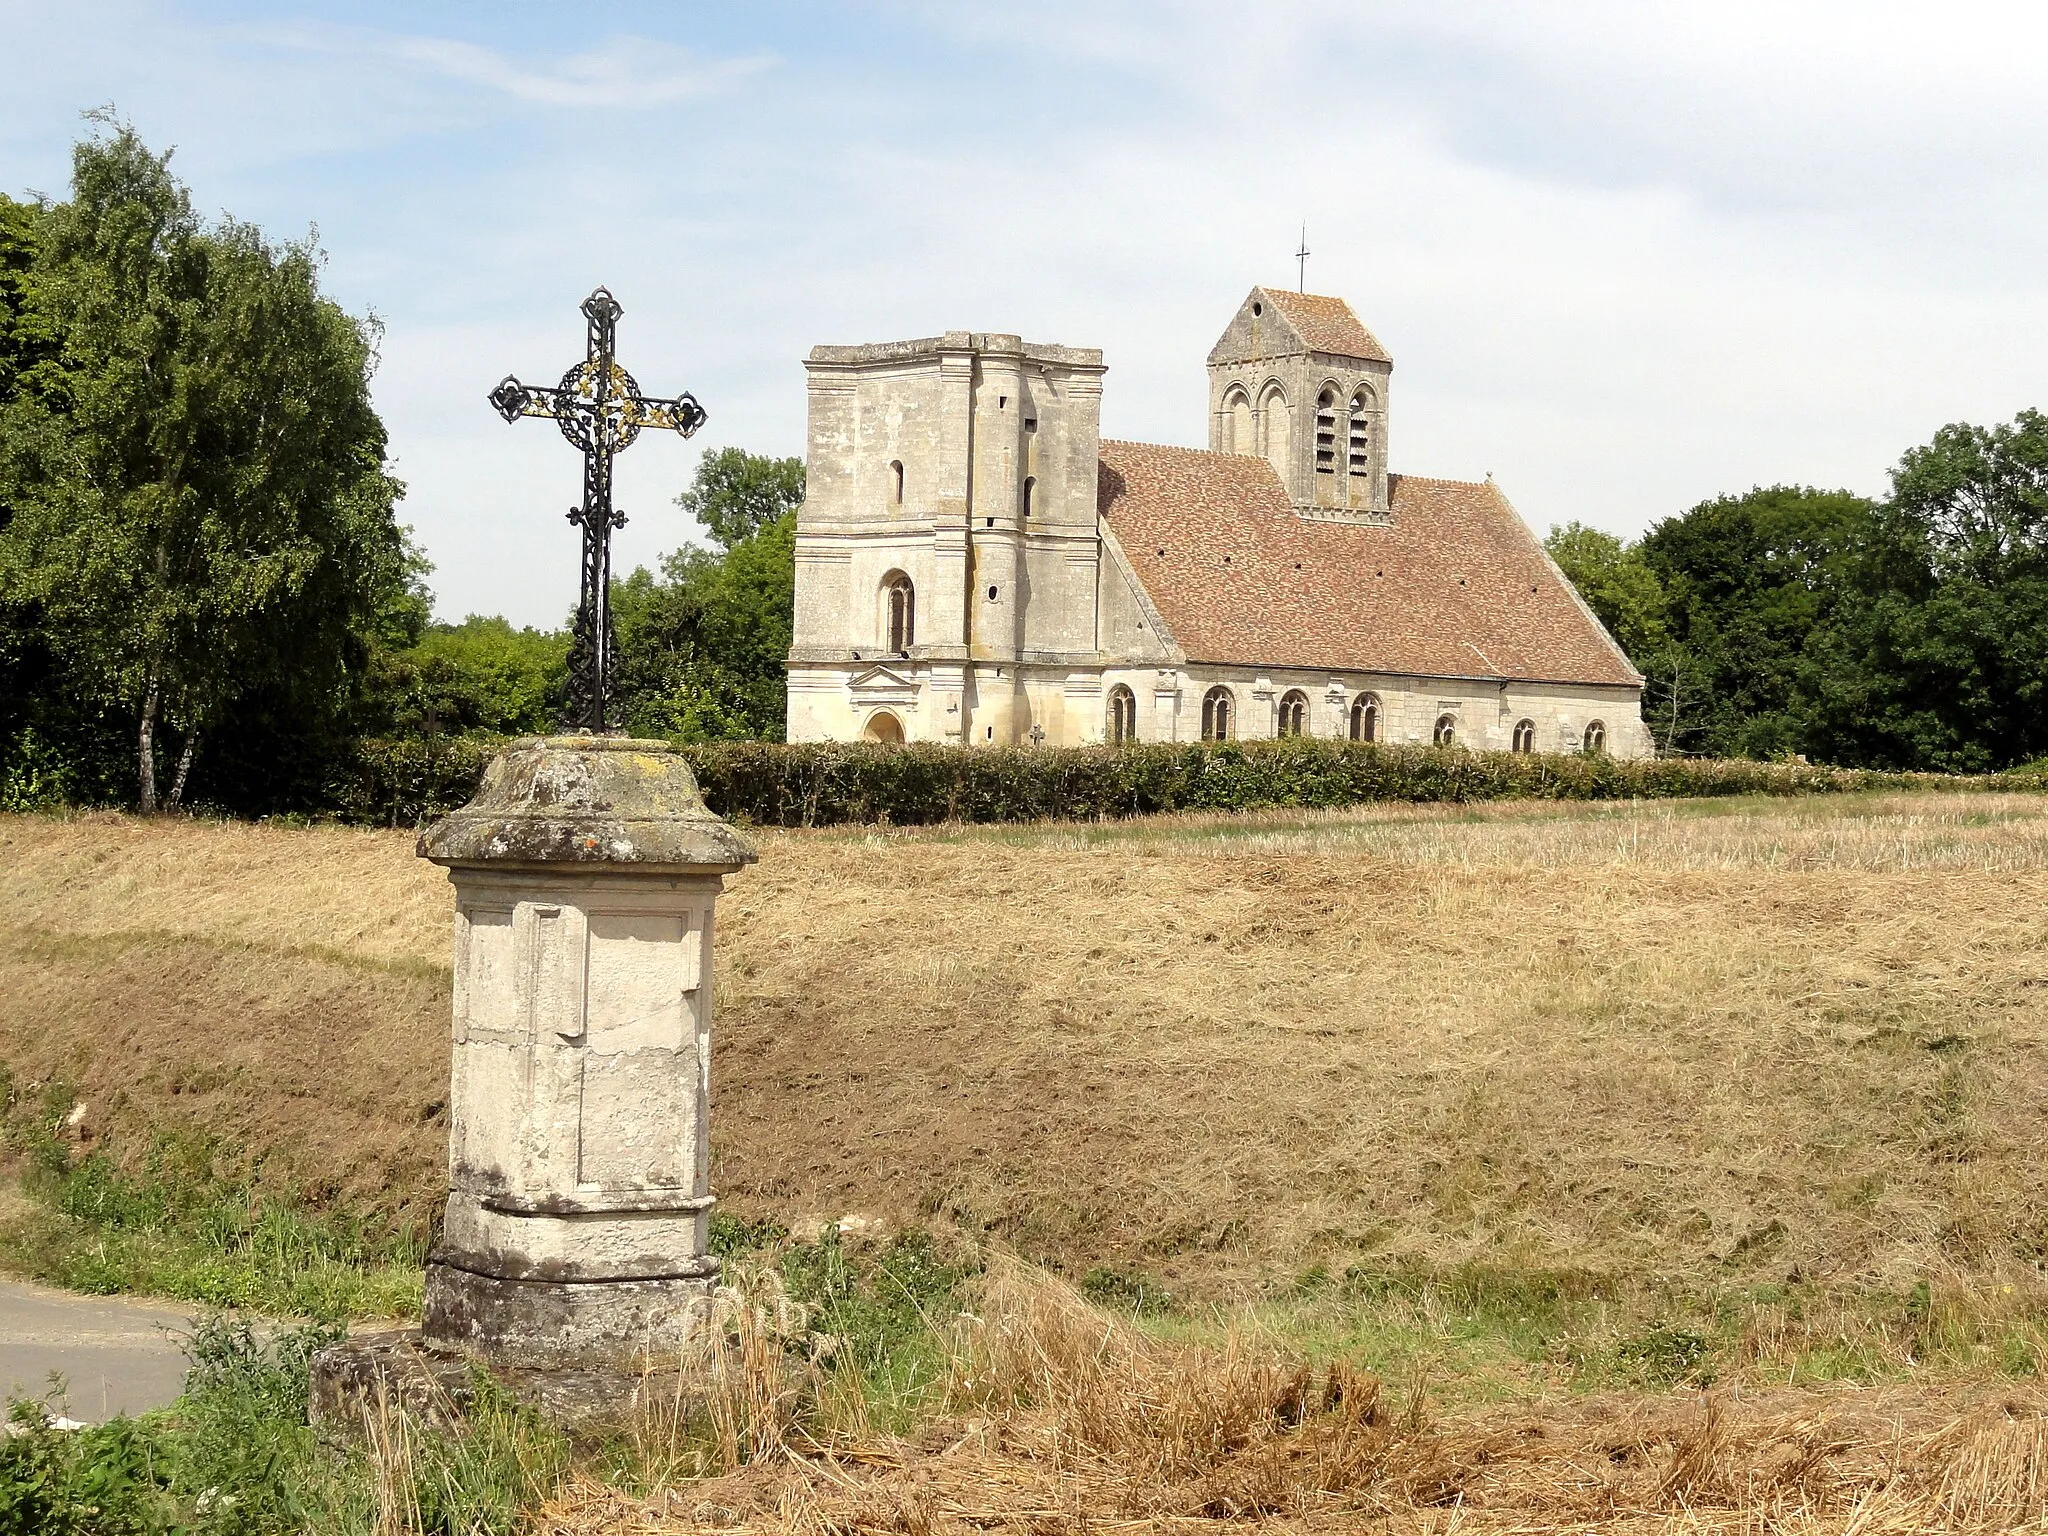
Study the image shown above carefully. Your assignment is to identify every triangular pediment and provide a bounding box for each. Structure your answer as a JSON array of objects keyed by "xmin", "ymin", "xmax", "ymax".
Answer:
[
  {"xmin": 848, "ymin": 663, "xmax": 916, "ymax": 694},
  {"xmin": 1207, "ymin": 287, "xmax": 1306, "ymax": 367}
]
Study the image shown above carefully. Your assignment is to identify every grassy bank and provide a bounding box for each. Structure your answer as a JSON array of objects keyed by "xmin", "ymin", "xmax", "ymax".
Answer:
[
  {"xmin": 0, "ymin": 1219, "xmax": 967, "ymax": 1536},
  {"xmin": 0, "ymin": 1075, "xmax": 422, "ymax": 1321},
  {"xmin": 17, "ymin": 1252, "xmax": 2048, "ymax": 1535},
  {"xmin": 9, "ymin": 791, "xmax": 2048, "ymax": 1297}
]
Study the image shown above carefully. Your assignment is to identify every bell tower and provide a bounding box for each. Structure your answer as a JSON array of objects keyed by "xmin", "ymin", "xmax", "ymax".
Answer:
[{"xmin": 1206, "ymin": 287, "xmax": 1393, "ymax": 524}]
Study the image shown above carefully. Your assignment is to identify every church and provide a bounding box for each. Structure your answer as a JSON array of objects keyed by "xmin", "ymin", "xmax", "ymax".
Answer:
[{"xmin": 784, "ymin": 287, "xmax": 1650, "ymax": 756}]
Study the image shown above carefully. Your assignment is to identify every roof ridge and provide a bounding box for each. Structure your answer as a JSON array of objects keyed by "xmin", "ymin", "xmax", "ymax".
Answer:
[
  {"xmin": 1257, "ymin": 286, "xmax": 1353, "ymax": 307},
  {"xmin": 1100, "ymin": 438, "xmax": 1239, "ymax": 458},
  {"xmin": 1387, "ymin": 470, "xmax": 1495, "ymax": 491},
  {"xmin": 1100, "ymin": 447, "xmax": 1495, "ymax": 493}
]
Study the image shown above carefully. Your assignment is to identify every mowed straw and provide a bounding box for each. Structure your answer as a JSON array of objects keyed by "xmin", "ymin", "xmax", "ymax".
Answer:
[{"xmin": 529, "ymin": 1262, "xmax": 2048, "ymax": 1535}]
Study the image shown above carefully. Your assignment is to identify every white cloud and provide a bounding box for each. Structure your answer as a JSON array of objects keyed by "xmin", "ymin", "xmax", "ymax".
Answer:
[
  {"xmin": 9, "ymin": 1, "xmax": 2048, "ymax": 624},
  {"xmin": 252, "ymin": 23, "xmax": 776, "ymax": 109}
]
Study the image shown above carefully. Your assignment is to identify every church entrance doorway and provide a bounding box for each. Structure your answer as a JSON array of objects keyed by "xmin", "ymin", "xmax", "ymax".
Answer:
[{"xmin": 862, "ymin": 711, "xmax": 906, "ymax": 745}]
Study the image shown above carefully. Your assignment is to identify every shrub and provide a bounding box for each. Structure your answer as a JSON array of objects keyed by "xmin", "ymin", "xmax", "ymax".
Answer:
[
  {"xmin": 323, "ymin": 735, "xmax": 1938, "ymax": 830},
  {"xmin": 0, "ymin": 1315, "xmax": 341, "ymax": 1536},
  {"xmin": 322, "ymin": 732, "xmax": 503, "ymax": 827}
]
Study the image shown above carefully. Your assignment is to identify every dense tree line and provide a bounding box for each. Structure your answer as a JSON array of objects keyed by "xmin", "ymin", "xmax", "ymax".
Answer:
[
  {"xmin": 1546, "ymin": 409, "xmax": 2048, "ymax": 770},
  {"xmin": 0, "ymin": 117, "xmax": 416, "ymax": 811},
  {"xmin": 610, "ymin": 446, "xmax": 801, "ymax": 741},
  {"xmin": 337, "ymin": 446, "xmax": 801, "ymax": 747}
]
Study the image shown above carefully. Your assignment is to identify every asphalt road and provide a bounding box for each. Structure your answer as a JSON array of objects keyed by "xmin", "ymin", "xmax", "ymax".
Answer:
[{"xmin": 0, "ymin": 1278, "xmax": 195, "ymax": 1423}]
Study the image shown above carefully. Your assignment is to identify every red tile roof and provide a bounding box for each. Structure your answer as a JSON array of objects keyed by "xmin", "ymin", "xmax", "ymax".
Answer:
[
  {"xmin": 1097, "ymin": 441, "xmax": 1641, "ymax": 687},
  {"xmin": 1257, "ymin": 289, "xmax": 1392, "ymax": 364}
]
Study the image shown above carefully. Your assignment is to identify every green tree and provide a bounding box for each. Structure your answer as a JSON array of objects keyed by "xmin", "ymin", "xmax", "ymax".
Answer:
[
  {"xmin": 0, "ymin": 116, "xmax": 406, "ymax": 810},
  {"xmin": 1545, "ymin": 522, "xmax": 1669, "ymax": 658},
  {"xmin": 1544, "ymin": 521, "xmax": 1704, "ymax": 750},
  {"xmin": 1804, "ymin": 411, "xmax": 2048, "ymax": 771},
  {"xmin": 0, "ymin": 188, "xmax": 139, "ymax": 807},
  {"xmin": 1637, "ymin": 486, "xmax": 1877, "ymax": 759},
  {"xmin": 612, "ymin": 448, "xmax": 802, "ymax": 741},
  {"xmin": 361, "ymin": 614, "xmax": 570, "ymax": 738},
  {"xmin": 676, "ymin": 445, "xmax": 805, "ymax": 547}
]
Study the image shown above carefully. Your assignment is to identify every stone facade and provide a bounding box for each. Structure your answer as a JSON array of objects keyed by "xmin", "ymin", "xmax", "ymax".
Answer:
[
  {"xmin": 787, "ymin": 289, "xmax": 1651, "ymax": 758},
  {"xmin": 788, "ymin": 331, "xmax": 1108, "ymax": 749}
]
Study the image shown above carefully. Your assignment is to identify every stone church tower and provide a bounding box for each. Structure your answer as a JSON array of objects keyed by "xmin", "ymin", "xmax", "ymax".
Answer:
[
  {"xmin": 1206, "ymin": 288, "xmax": 1394, "ymax": 522},
  {"xmin": 786, "ymin": 290, "xmax": 1652, "ymax": 758},
  {"xmin": 786, "ymin": 333, "xmax": 1114, "ymax": 746}
]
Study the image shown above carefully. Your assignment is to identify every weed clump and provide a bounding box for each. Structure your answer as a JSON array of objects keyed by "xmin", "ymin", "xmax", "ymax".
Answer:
[
  {"xmin": 0, "ymin": 1314, "xmax": 344, "ymax": 1534},
  {"xmin": 0, "ymin": 1071, "xmax": 423, "ymax": 1322}
]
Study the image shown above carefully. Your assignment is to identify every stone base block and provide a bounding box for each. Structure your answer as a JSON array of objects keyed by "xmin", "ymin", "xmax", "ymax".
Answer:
[
  {"xmin": 421, "ymin": 1261, "xmax": 716, "ymax": 1373},
  {"xmin": 308, "ymin": 1328, "xmax": 695, "ymax": 1440}
]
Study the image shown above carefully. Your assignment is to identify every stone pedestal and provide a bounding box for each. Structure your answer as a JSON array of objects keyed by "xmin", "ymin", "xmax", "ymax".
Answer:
[
  {"xmin": 419, "ymin": 735, "xmax": 755, "ymax": 1370},
  {"xmin": 324, "ymin": 738, "xmax": 756, "ymax": 1408}
]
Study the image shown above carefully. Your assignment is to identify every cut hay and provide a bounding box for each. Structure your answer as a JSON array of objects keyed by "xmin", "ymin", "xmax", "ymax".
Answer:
[{"xmin": 532, "ymin": 1264, "xmax": 2048, "ymax": 1535}]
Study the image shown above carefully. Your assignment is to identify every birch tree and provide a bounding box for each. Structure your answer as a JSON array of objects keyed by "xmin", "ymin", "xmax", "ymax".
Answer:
[{"xmin": 0, "ymin": 116, "xmax": 403, "ymax": 810}]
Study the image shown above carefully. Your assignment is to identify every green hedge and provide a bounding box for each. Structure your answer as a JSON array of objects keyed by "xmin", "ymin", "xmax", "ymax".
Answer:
[{"xmin": 327, "ymin": 734, "xmax": 1940, "ymax": 830}]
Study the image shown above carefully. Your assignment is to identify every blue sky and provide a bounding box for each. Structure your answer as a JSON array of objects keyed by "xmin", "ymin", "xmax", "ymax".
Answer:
[{"xmin": 8, "ymin": 1, "xmax": 2048, "ymax": 626}]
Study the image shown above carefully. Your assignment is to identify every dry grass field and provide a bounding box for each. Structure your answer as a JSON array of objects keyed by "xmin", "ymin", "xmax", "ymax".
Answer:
[
  {"xmin": 6, "ymin": 791, "xmax": 2048, "ymax": 1311},
  {"xmin": 4, "ymin": 794, "xmax": 2048, "ymax": 1302},
  {"xmin": 15, "ymin": 792, "xmax": 2048, "ymax": 1531}
]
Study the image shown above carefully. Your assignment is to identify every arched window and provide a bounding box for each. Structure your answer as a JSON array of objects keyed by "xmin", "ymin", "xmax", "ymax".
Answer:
[
  {"xmin": 1349, "ymin": 693, "xmax": 1380, "ymax": 742},
  {"xmin": 1202, "ymin": 686, "xmax": 1235, "ymax": 741},
  {"xmin": 1277, "ymin": 689, "xmax": 1310, "ymax": 737},
  {"xmin": 882, "ymin": 572, "xmax": 915, "ymax": 652},
  {"xmin": 1434, "ymin": 713, "xmax": 1458, "ymax": 748},
  {"xmin": 1348, "ymin": 389, "xmax": 1374, "ymax": 479},
  {"xmin": 1258, "ymin": 384, "xmax": 1290, "ymax": 476},
  {"xmin": 1314, "ymin": 388, "xmax": 1338, "ymax": 477},
  {"xmin": 1583, "ymin": 720, "xmax": 1607, "ymax": 755},
  {"xmin": 1023, "ymin": 476, "xmax": 1035, "ymax": 517},
  {"xmin": 1226, "ymin": 389, "xmax": 1253, "ymax": 455},
  {"xmin": 863, "ymin": 711, "xmax": 905, "ymax": 745},
  {"xmin": 889, "ymin": 459, "xmax": 904, "ymax": 505},
  {"xmin": 1512, "ymin": 718, "xmax": 1536, "ymax": 754},
  {"xmin": 1107, "ymin": 685, "xmax": 1137, "ymax": 746}
]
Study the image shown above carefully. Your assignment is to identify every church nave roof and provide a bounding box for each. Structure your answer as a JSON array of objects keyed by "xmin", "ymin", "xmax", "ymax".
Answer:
[{"xmin": 1097, "ymin": 439, "xmax": 1641, "ymax": 688}]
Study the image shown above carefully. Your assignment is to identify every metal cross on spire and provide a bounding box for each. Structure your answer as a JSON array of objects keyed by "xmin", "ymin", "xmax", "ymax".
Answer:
[
  {"xmin": 1295, "ymin": 226, "xmax": 1310, "ymax": 292},
  {"xmin": 489, "ymin": 288, "xmax": 706, "ymax": 734}
]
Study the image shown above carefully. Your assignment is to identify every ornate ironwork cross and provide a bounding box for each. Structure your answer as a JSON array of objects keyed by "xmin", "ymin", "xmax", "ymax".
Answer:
[{"xmin": 489, "ymin": 287, "xmax": 706, "ymax": 733}]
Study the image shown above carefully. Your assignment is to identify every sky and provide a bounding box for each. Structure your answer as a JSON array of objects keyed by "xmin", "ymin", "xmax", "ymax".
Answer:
[{"xmin": 7, "ymin": 0, "xmax": 2048, "ymax": 628}]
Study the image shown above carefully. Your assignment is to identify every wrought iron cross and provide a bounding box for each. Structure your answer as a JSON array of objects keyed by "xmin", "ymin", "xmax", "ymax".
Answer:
[{"xmin": 489, "ymin": 288, "xmax": 706, "ymax": 733}]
